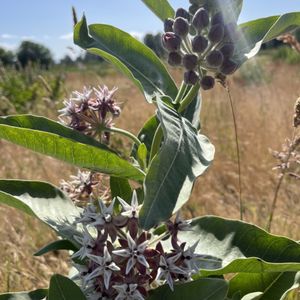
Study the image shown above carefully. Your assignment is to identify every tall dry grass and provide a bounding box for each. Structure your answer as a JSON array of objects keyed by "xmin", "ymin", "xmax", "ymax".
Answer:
[{"xmin": 0, "ymin": 56, "xmax": 299, "ymax": 292}]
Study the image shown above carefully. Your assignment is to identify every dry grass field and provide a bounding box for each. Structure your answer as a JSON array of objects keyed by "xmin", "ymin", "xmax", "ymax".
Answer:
[{"xmin": 0, "ymin": 55, "xmax": 299, "ymax": 293}]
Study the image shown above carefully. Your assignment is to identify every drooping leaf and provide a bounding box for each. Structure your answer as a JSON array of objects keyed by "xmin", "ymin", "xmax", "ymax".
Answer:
[
  {"xmin": 139, "ymin": 100, "xmax": 215, "ymax": 229},
  {"xmin": 171, "ymin": 216, "xmax": 300, "ymax": 277},
  {"xmin": 0, "ymin": 180, "xmax": 80, "ymax": 241},
  {"xmin": 230, "ymin": 272, "xmax": 300, "ymax": 300},
  {"xmin": 182, "ymin": 93, "xmax": 202, "ymax": 130},
  {"xmin": 34, "ymin": 239, "xmax": 78, "ymax": 256},
  {"xmin": 0, "ymin": 115, "xmax": 144, "ymax": 181},
  {"xmin": 74, "ymin": 16, "xmax": 178, "ymax": 102},
  {"xmin": 147, "ymin": 278, "xmax": 228, "ymax": 300},
  {"xmin": 0, "ymin": 289, "xmax": 47, "ymax": 300},
  {"xmin": 48, "ymin": 274, "xmax": 86, "ymax": 300},
  {"xmin": 236, "ymin": 12, "xmax": 300, "ymax": 64},
  {"xmin": 110, "ymin": 177, "xmax": 132, "ymax": 204},
  {"xmin": 140, "ymin": 0, "xmax": 174, "ymax": 22}
]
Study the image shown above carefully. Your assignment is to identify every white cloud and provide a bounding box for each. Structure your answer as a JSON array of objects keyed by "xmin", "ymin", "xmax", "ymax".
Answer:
[
  {"xmin": 129, "ymin": 31, "xmax": 145, "ymax": 41},
  {"xmin": 0, "ymin": 42, "xmax": 17, "ymax": 51},
  {"xmin": 59, "ymin": 32, "xmax": 73, "ymax": 40},
  {"xmin": 21, "ymin": 35, "xmax": 36, "ymax": 40},
  {"xmin": 1, "ymin": 34, "xmax": 18, "ymax": 39}
]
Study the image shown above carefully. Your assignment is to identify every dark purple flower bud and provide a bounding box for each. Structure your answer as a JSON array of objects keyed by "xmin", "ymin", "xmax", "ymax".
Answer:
[
  {"xmin": 168, "ymin": 52, "xmax": 182, "ymax": 66},
  {"xmin": 162, "ymin": 32, "xmax": 181, "ymax": 52},
  {"xmin": 184, "ymin": 70, "xmax": 199, "ymax": 85},
  {"xmin": 200, "ymin": 75, "xmax": 215, "ymax": 90},
  {"xmin": 183, "ymin": 54, "xmax": 198, "ymax": 70},
  {"xmin": 192, "ymin": 8, "xmax": 209, "ymax": 30},
  {"xmin": 208, "ymin": 24, "xmax": 225, "ymax": 44},
  {"xmin": 206, "ymin": 50, "xmax": 224, "ymax": 67},
  {"xmin": 175, "ymin": 8, "xmax": 190, "ymax": 21},
  {"xmin": 211, "ymin": 12, "xmax": 224, "ymax": 26},
  {"xmin": 220, "ymin": 59, "xmax": 238, "ymax": 75},
  {"xmin": 164, "ymin": 18, "xmax": 174, "ymax": 32},
  {"xmin": 189, "ymin": 4, "xmax": 199, "ymax": 15},
  {"xmin": 219, "ymin": 44, "xmax": 235, "ymax": 58},
  {"xmin": 192, "ymin": 35, "xmax": 208, "ymax": 53},
  {"xmin": 173, "ymin": 17, "xmax": 189, "ymax": 37}
]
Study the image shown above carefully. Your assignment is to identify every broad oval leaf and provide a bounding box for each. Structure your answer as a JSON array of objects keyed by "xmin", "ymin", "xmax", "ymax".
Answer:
[
  {"xmin": 147, "ymin": 278, "xmax": 228, "ymax": 300},
  {"xmin": 140, "ymin": 0, "xmax": 174, "ymax": 22},
  {"xmin": 34, "ymin": 239, "xmax": 79, "ymax": 256},
  {"xmin": 236, "ymin": 12, "xmax": 300, "ymax": 64},
  {"xmin": 74, "ymin": 16, "xmax": 178, "ymax": 102},
  {"xmin": 0, "ymin": 290, "xmax": 47, "ymax": 300},
  {"xmin": 139, "ymin": 100, "xmax": 215, "ymax": 229},
  {"xmin": 173, "ymin": 216, "xmax": 300, "ymax": 277},
  {"xmin": 0, "ymin": 180, "xmax": 80, "ymax": 241},
  {"xmin": 110, "ymin": 176, "xmax": 132, "ymax": 204},
  {"xmin": 48, "ymin": 274, "xmax": 86, "ymax": 300},
  {"xmin": 0, "ymin": 115, "xmax": 144, "ymax": 181}
]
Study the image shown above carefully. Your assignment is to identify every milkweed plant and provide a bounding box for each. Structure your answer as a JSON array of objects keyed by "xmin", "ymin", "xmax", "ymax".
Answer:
[{"xmin": 0, "ymin": 0, "xmax": 300, "ymax": 299}]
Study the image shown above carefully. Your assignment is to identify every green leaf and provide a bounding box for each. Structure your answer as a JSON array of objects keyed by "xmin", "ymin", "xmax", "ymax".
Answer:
[
  {"xmin": 74, "ymin": 16, "xmax": 178, "ymax": 102},
  {"xmin": 139, "ymin": 100, "xmax": 215, "ymax": 229},
  {"xmin": 0, "ymin": 290, "xmax": 47, "ymax": 300},
  {"xmin": 137, "ymin": 143, "xmax": 148, "ymax": 170},
  {"xmin": 34, "ymin": 239, "xmax": 78, "ymax": 256},
  {"xmin": 236, "ymin": 12, "xmax": 300, "ymax": 64},
  {"xmin": 0, "ymin": 115, "xmax": 144, "ymax": 181},
  {"xmin": 182, "ymin": 93, "xmax": 202, "ymax": 130},
  {"xmin": 147, "ymin": 278, "xmax": 228, "ymax": 300},
  {"xmin": 140, "ymin": 0, "xmax": 174, "ymax": 22},
  {"xmin": 0, "ymin": 180, "xmax": 80, "ymax": 241},
  {"xmin": 172, "ymin": 216, "xmax": 300, "ymax": 277},
  {"xmin": 110, "ymin": 176, "xmax": 132, "ymax": 203},
  {"xmin": 230, "ymin": 272, "xmax": 300, "ymax": 300},
  {"xmin": 48, "ymin": 274, "xmax": 86, "ymax": 300}
]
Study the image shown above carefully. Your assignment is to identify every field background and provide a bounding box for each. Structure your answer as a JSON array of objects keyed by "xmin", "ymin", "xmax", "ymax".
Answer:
[{"xmin": 0, "ymin": 52, "xmax": 299, "ymax": 293}]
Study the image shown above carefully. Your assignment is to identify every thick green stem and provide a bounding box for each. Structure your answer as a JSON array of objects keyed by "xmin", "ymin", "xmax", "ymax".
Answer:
[
  {"xmin": 149, "ymin": 125, "xmax": 163, "ymax": 161},
  {"xmin": 174, "ymin": 82, "xmax": 188, "ymax": 104},
  {"xmin": 105, "ymin": 127, "xmax": 141, "ymax": 147},
  {"xmin": 178, "ymin": 82, "xmax": 200, "ymax": 113}
]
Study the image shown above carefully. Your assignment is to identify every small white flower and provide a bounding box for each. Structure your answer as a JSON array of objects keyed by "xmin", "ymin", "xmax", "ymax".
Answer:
[
  {"xmin": 113, "ymin": 284, "xmax": 144, "ymax": 300},
  {"xmin": 75, "ymin": 203, "xmax": 98, "ymax": 225},
  {"xmin": 72, "ymin": 227, "xmax": 95, "ymax": 259},
  {"xmin": 182, "ymin": 241, "xmax": 200, "ymax": 273},
  {"xmin": 58, "ymin": 100, "xmax": 77, "ymax": 118},
  {"xmin": 174, "ymin": 211, "xmax": 192, "ymax": 231},
  {"xmin": 113, "ymin": 233, "xmax": 149, "ymax": 274},
  {"xmin": 85, "ymin": 247, "xmax": 120, "ymax": 289},
  {"xmin": 156, "ymin": 253, "xmax": 187, "ymax": 291},
  {"xmin": 90, "ymin": 199, "xmax": 115, "ymax": 226},
  {"xmin": 71, "ymin": 86, "xmax": 93, "ymax": 105},
  {"xmin": 118, "ymin": 191, "xmax": 140, "ymax": 218}
]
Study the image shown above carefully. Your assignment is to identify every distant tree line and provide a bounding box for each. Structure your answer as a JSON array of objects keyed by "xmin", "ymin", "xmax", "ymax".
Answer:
[{"xmin": 1, "ymin": 28, "xmax": 299, "ymax": 68}]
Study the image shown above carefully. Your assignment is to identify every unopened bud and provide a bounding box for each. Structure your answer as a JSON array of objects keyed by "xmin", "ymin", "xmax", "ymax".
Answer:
[
  {"xmin": 208, "ymin": 24, "xmax": 225, "ymax": 44},
  {"xmin": 211, "ymin": 12, "xmax": 224, "ymax": 26},
  {"xmin": 192, "ymin": 8, "xmax": 209, "ymax": 30},
  {"xmin": 219, "ymin": 44, "xmax": 235, "ymax": 58},
  {"xmin": 220, "ymin": 59, "xmax": 238, "ymax": 75},
  {"xmin": 173, "ymin": 17, "xmax": 189, "ymax": 37},
  {"xmin": 183, "ymin": 54, "xmax": 198, "ymax": 70},
  {"xmin": 162, "ymin": 32, "xmax": 181, "ymax": 52},
  {"xmin": 189, "ymin": 4, "xmax": 199, "ymax": 15},
  {"xmin": 168, "ymin": 52, "xmax": 182, "ymax": 66},
  {"xmin": 175, "ymin": 8, "xmax": 190, "ymax": 21},
  {"xmin": 200, "ymin": 76, "xmax": 215, "ymax": 90},
  {"xmin": 164, "ymin": 18, "xmax": 174, "ymax": 32},
  {"xmin": 206, "ymin": 50, "xmax": 224, "ymax": 67},
  {"xmin": 192, "ymin": 35, "xmax": 208, "ymax": 53},
  {"xmin": 184, "ymin": 70, "xmax": 199, "ymax": 85}
]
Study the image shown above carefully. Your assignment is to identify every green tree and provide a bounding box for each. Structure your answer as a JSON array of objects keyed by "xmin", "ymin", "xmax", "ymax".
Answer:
[
  {"xmin": 17, "ymin": 41, "xmax": 54, "ymax": 69},
  {"xmin": 0, "ymin": 47, "xmax": 15, "ymax": 66}
]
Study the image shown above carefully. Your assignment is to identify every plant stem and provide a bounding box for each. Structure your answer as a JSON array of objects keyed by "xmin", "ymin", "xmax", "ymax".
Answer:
[
  {"xmin": 267, "ymin": 128, "xmax": 296, "ymax": 232},
  {"xmin": 174, "ymin": 82, "xmax": 188, "ymax": 104},
  {"xmin": 105, "ymin": 127, "xmax": 141, "ymax": 146},
  {"xmin": 225, "ymin": 85, "xmax": 243, "ymax": 220},
  {"xmin": 178, "ymin": 82, "xmax": 200, "ymax": 113},
  {"xmin": 149, "ymin": 125, "xmax": 163, "ymax": 161}
]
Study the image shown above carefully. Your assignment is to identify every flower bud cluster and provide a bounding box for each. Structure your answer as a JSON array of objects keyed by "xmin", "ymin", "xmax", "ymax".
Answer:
[
  {"xmin": 58, "ymin": 86, "xmax": 121, "ymax": 143},
  {"xmin": 162, "ymin": 3, "xmax": 240, "ymax": 90},
  {"xmin": 71, "ymin": 192, "xmax": 200, "ymax": 300}
]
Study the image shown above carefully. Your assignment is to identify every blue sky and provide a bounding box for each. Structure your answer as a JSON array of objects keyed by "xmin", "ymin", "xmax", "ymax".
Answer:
[{"xmin": 0, "ymin": 0, "xmax": 299, "ymax": 60}]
